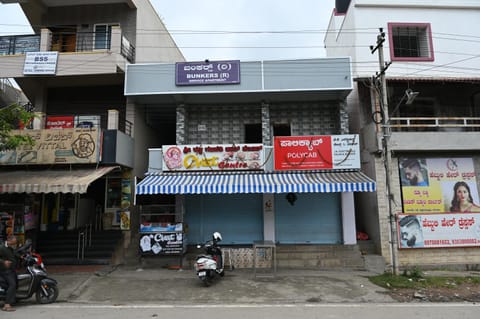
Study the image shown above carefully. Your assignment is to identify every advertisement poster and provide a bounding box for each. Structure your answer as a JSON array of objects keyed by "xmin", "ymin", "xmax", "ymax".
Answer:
[
  {"xmin": 398, "ymin": 157, "xmax": 480, "ymax": 249},
  {"xmin": 274, "ymin": 135, "xmax": 360, "ymax": 171},
  {"xmin": 399, "ymin": 158, "xmax": 480, "ymax": 213},
  {"xmin": 46, "ymin": 116, "xmax": 75, "ymax": 129},
  {"xmin": 23, "ymin": 51, "xmax": 58, "ymax": 75},
  {"xmin": 139, "ymin": 232, "xmax": 184, "ymax": 255},
  {"xmin": 0, "ymin": 128, "xmax": 100, "ymax": 165},
  {"xmin": 162, "ymin": 144, "xmax": 264, "ymax": 171},
  {"xmin": 398, "ymin": 213, "xmax": 480, "ymax": 249}
]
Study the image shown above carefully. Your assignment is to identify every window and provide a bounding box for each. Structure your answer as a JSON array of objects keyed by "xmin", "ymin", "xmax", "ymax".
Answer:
[
  {"xmin": 388, "ymin": 23, "xmax": 434, "ymax": 62},
  {"xmin": 273, "ymin": 124, "xmax": 291, "ymax": 137},
  {"xmin": 244, "ymin": 123, "xmax": 262, "ymax": 143},
  {"xmin": 94, "ymin": 24, "xmax": 118, "ymax": 50}
]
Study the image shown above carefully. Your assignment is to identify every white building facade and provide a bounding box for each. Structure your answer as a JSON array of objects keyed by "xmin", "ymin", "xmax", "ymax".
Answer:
[{"xmin": 326, "ymin": 0, "xmax": 480, "ymax": 271}]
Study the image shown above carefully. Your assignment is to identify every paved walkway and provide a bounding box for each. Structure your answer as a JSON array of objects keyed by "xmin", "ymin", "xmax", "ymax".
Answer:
[{"xmin": 50, "ymin": 265, "xmax": 396, "ymax": 305}]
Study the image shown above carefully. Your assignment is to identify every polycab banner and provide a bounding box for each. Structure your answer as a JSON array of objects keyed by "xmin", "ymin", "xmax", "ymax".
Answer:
[
  {"xmin": 398, "ymin": 212, "xmax": 480, "ymax": 249},
  {"xmin": 274, "ymin": 135, "xmax": 360, "ymax": 170}
]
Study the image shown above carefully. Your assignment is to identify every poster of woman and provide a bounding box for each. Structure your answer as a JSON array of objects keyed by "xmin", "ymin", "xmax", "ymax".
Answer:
[{"xmin": 400, "ymin": 157, "xmax": 480, "ymax": 213}]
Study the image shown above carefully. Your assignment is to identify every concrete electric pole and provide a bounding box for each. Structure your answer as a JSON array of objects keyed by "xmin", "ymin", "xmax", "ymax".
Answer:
[{"xmin": 370, "ymin": 28, "xmax": 399, "ymax": 275}]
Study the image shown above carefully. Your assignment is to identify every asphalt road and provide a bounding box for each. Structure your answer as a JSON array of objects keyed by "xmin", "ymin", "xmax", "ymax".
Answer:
[{"xmin": 4, "ymin": 303, "xmax": 480, "ymax": 319}]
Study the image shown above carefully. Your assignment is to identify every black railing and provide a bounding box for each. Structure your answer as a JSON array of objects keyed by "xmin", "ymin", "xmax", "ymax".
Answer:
[
  {"xmin": 0, "ymin": 34, "xmax": 40, "ymax": 55},
  {"xmin": 121, "ymin": 38, "xmax": 135, "ymax": 63}
]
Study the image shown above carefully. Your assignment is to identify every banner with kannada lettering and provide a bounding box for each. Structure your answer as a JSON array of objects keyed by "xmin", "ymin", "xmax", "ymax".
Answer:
[
  {"xmin": 397, "ymin": 213, "xmax": 480, "ymax": 249},
  {"xmin": 399, "ymin": 157, "xmax": 480, "ymax": 213},
  {"xmin": 0, "ymin": 128, "xmax": 100, "ymax": 165}
]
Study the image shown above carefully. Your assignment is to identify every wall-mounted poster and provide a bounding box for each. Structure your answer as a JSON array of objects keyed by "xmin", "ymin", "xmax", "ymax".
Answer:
[
  {"xmin": 398, "ymin": 157, "xmax": 480, "ymax": 249},
  {"xmin": 399, "ymin": 158, "xmax": 480, "ymax": 213}
]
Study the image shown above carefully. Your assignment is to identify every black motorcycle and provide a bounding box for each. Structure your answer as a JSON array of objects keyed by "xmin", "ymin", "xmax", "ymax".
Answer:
[{"xmin": 0, "ymin": 241, "xmax": 58, "ymax": 304}]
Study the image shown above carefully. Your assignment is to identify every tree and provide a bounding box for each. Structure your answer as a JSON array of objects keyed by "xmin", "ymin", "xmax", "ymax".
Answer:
[{"xmin": 0, "ymin": 103, "xmax": 35, "ymax": 151}]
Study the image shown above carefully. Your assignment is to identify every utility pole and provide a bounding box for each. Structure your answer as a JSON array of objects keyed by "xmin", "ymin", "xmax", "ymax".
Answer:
[{"xmin": 370, "ymin": 28, "xmax": 399, "ymax": 275}]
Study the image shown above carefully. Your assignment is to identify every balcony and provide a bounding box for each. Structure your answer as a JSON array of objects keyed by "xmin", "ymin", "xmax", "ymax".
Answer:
[
  {"xmin": 386, "ymin": 116, "xmax": 480, "ymax": 152},
  {"xmin": 0, "ymin": 26, "xmax": 135, "ymax": 78}
]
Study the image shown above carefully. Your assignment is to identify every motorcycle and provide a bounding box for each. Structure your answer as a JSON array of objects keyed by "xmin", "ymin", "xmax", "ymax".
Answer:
[
  {"xmin": 0, "ymin": 240, "xmax": 59, "ymax": 304},
  {"xmin": 194, "ymin": 232, "xmax": 225, "ymax": 286}
]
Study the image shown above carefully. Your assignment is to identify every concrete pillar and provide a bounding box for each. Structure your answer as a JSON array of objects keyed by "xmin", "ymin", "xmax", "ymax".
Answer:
[
  {"xmin": 107, "ymin": 109, "xmax": 119, "ymax": 130},
  {"xmin": 110, "ymin": 26, "xmax": 122, "ymax": 53},
  {"xmin": 40, "ymin": 28, "xmax": 52, "ymax": 51},
  {"xmin": 341, "ymin": 192, "xmax": 357, "ymax": 244},
  {"xmin": 176, "ymin": 104, "xmax": 186, "ymax": 144},
  {"xmin": 261, "ymin": 101, "xmax": 272, "ymax": 145}
]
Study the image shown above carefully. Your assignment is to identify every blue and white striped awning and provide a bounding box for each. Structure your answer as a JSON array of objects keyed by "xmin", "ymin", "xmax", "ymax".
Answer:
[{"xmin": 136, "ymin": 171, "xmax": 375, "ymax": 195}]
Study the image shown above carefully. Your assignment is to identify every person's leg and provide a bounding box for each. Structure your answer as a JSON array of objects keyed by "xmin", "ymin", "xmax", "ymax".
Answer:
[{"xmin": 2, "ymin": 270, "xmax": 16, "ymax": 311}]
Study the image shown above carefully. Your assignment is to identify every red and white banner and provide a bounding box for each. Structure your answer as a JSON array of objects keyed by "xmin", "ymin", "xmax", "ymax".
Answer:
[
  {"xmin": 46, "ymin": 116, "xmax": 74, "ymax": 129},
  {"xmin": 398, "ymin": 212, "xmax": 480, "ymax": 249},
  {"xmin": 162, "ymin": 144, "xmax": 264, "ymax": 171},
  {"xmin": 274, "ymin": 135, "xmax": 360, "ymax": 171}
]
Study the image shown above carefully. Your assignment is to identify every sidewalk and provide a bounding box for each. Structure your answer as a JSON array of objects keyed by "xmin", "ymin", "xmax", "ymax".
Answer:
[{"xmin": 49, "ymin": 265, "xmax": 396, "ymax": 305}]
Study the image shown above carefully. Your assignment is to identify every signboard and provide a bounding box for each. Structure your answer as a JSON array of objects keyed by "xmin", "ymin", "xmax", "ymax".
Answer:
[
  {"xmin": 398, "ymin": 213, "xmax": 480, "ymax": 249},
  {"xmin": 175, "ymin": 60, "xmax": 240, "ymax": 86},
  {"xmin": 274, "ymin": 135, "xmax": 360, "ymax": 170},
  {"xmin": 23, "ymin": 51, "xmax": 58, "ymax": 75},
  {"xmin": 0, "ymin": 128, "xmax": 100, "ymax": 165},
  {"xmin": 162, "ymin": 144, "xmax": 264, "ymax": 171},
  {"xmin": 399, "ymin": 158, "xmax": 480, "ymax": 213},
  {"xmin": 46, "ymin": 116, "xmax": 75, "ymax": 129},
  {"xmin": 139, "ymin": 232, "xmax": 185, "ymax": 255}
]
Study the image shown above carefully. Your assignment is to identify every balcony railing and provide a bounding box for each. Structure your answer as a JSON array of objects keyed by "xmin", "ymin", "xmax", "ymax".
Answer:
[
  {"xmin": 0, "ymin": 31, "xmax": 135, "ymax": 63},
  {"xmin": 0, "ymin": 34, "xmax": 40, "ymax": 55},
  {"xmin": 389, "ymin": 117, "xmax": 480, "ymax": 131},
  {"xmin": 50, "ymin": 31, "xmax": 135, "ymax": 63}
]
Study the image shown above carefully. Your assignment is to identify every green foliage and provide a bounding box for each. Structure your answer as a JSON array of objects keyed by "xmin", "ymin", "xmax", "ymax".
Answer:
[
  {"xmin": 403, "ymin": 266, "xmax": 424, "ymax": 280},
  {"xmin": 369, "ymin": 272, "xmax": 480, "ymax": 290},
  {"xmin": 0, "ymin": 103, "xmax": 35, "ymax": 151}
]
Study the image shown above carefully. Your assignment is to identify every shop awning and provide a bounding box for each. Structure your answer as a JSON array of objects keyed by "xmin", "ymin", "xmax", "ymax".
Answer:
[
  {"xmin": 0, "ymin": 166, "xmax": 118, "ymax": 194},
  {"xmin": 136, "ymin": 171, "xmax": 376, "ymax": 195}
]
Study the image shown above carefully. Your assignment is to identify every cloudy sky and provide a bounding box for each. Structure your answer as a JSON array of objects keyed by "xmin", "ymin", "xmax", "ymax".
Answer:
[{"xmin": 0, "ymin": 0, "xmax": 335, "ymax": 61}]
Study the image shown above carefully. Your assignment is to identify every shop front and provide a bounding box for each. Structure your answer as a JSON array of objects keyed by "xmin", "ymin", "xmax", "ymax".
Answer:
[
  {"xmin": 136, "ymin": 140, "xmax": 376, "ymax": 248},
  {"xmin": 0, "ymin": 126, "xmax": 123, "ymax": 245}
]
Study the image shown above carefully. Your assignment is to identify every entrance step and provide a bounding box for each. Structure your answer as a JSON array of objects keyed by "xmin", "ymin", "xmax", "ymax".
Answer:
[
  {"xmin": 36, "ymin": 230, "xmax": 123, "ymax": 265},
  {"xmin": 183, "ymin": 244, "xmax": 367, "ymax": 270}
]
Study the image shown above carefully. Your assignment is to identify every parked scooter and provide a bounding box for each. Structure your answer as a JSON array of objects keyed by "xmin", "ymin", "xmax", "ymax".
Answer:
[
  {"xmin": 0, "ymin": 240, "xmax": 59, "ymax": 304},
  {"xmin": 194, "ymin": 232, "xmax": 224, "ymax": 286}
]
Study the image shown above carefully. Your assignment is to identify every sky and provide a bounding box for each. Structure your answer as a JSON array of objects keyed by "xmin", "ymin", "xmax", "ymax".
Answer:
[{"xmin": 0, "ymin": 0, "xmax": 335, "ymax": 61}]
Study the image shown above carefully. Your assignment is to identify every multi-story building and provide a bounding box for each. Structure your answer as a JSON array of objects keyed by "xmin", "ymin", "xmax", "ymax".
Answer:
[
  {"xmin": 129, "ymin": 58, "xmax": 377, "ymax": 269},
  {"xmin": 0, "ymin": 0, "xmax": 183, "ymax": 264},
  {"xmin": 325, "ymin": 0, "xmax": 480, "ymax": 270}
]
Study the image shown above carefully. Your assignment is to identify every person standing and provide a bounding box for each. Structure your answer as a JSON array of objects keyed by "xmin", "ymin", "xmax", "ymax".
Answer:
[{"xmin": 0, "ymin": 235, "xmax": 18, "ymax": 312}]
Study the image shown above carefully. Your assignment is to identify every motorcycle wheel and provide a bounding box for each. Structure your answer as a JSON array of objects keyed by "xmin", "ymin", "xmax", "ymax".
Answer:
[
  {"xmin": 201, "ymin": 276, "xmax": 211, "ymax": 287},
  {"xmin": 35, "ymin": 283, "xmax": 59, "ymax": 304}
]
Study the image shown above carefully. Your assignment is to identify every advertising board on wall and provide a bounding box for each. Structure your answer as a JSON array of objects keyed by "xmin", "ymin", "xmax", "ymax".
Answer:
[
  {"xmin": 0, "ymin": 128, "xmax": 100, "ymax": 165},
  {"xmin": 162, "ymin": 144, "xmax": 264, "ymax": 171},
  {"xmin": 175, "ymin": 60, "xmax": 240, "ymax": 86},
  {"xmin": 274, "ymin": 135, "xmax": 360, "ymax": 170},
  {"xmin": 23, "ymin": 51, "xmax": 58, "ymax": 75},
  {"xmin": 398, "ymin": 157, "xmax": 480, "ymax": 249},
  {"xmin": 139, "ymin": 230, "xmax": 185, "ymax": 255}
]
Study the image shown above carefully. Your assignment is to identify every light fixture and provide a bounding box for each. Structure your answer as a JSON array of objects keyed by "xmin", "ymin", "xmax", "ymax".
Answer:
[
  {"xmin": 286, "ymin": 192, "xmax": 297, "ymax": 206},
  {"xmin": 389, "ymin": 88, "xmax": 420, "ymax": 116},
  {"xmin": 405, "ymin": 89, "xmax": 419, "ymax": 105}
]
